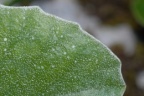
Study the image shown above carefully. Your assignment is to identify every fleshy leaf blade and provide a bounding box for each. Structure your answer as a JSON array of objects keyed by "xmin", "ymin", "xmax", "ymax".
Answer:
[{"xmin": 0, "ymin": 5, "xmax": 125, "ymax": 96}]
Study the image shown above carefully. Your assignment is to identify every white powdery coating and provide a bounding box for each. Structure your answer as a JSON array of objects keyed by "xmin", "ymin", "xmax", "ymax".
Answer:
[{"xmin": 0, "ymin": 4, "xmax": 125, "ymax": 96}]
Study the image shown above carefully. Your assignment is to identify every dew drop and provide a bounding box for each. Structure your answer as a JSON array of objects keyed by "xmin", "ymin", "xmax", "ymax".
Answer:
[
  {"xmin": 32, "ymin": 36, "xmax": 34, "ymax": 40},
  {"xmin": 41, "ymin": 66, "xmax": 44, "ymax": 69},
  {"xmin": 74, "ymin": 76, "xmax": 77, "ymax": 79},
  {"xmin": 16, "ymin": 19, "xmax": 18, "ymax": 22},
  {"xmin": 4, "ymin": 38, "xmax": 7, "ymax": 41},
  {"xmin": 22, "ymin": 83, "xmax": 27, "ymax": 86},
  {"xmin": 52, "ymin": 48, "xmax": 55, "ymax": 51},
  {"xmin": 56, "ymin": 31, "xmax": 58, "ymax": 34},
  {"xmin": 4, "ymin": 48, "xmax": 7, "ymax": 51},
  {"xmin": 72, "ymin": 45, "xmax": 75, "ymax": 48},
  {"xmin": 37, "ymin": 66, "xmax": 41, "ymax": 69},
  {"xmin": 64, "ymin": 52, "xmax": 67, "ymax": 55},
  {"xmin": 96, "ymin": 59, "xmax": 98, "ymax": 63},
  {"xmin": 57, "ymin": 27, "xmax": 60, "ymax": 30},
  {"xmin": 34, "ymin": 64, "xmax": 36, "ymax": 67},
  {"xmin": 52, "ymin": 27, "xmax": 54, "ymax": 31},
  {"xmin": 67, "ymin": 56, "xmax": 70, "ymax": 59},
  {"xmin": 51, "ymin": 65, "xmax": 55, "ymax": 68},
  {"xmin": 60, "ymin": 35, "xmax": 63, "ymax": 38}
]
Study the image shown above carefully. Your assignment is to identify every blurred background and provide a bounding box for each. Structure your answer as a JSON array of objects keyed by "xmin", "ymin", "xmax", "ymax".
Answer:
[{"xmin": 0, "ymin": 0, "xmax": 144, "ymax": 96}]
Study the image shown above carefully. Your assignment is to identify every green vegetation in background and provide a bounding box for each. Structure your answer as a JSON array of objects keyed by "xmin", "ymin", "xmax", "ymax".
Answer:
[
  {"xmin": 4, "ymin": 0, "xmax": 33, "ymax": 6},
  {"xmin": 132, "ymin": 0, "xmax": 144, "ymax": 26}
]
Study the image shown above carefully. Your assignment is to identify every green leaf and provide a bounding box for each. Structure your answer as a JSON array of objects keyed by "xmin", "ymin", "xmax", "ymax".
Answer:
[
  {"xmin": 131, "ymin": 0, "xmax": 144, "ymax": 26},
  {"xmin": 0, "ymin": 5, "xmax": 125, "ymax": 96}
]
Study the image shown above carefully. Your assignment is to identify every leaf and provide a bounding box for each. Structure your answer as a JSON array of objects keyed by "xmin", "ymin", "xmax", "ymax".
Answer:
[
  {"xmin": 0, "ymin": 5, "xmax": 125, "ymax": 96},
  {"xmin": 131, "ymin": 0, "xmax": 144, "ymax": 26}
]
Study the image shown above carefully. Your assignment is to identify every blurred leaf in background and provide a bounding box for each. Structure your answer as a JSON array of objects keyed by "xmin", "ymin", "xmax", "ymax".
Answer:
[
  {"xmin": 4, "ymin": 0, "xmax": 33, "ymax": 6},
  {"xmin": 132, "ymin": 0, "xmax": 144, "ymax": 26},
  {"xmin": 131, "ymin": 0, "xmax": 144, "ymax": 43}
]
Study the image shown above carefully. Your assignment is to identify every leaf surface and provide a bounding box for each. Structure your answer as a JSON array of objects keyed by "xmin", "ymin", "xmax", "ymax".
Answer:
[{"xmin": 0, "ymin": 5, "xmax": 125, "ymax": 96}]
